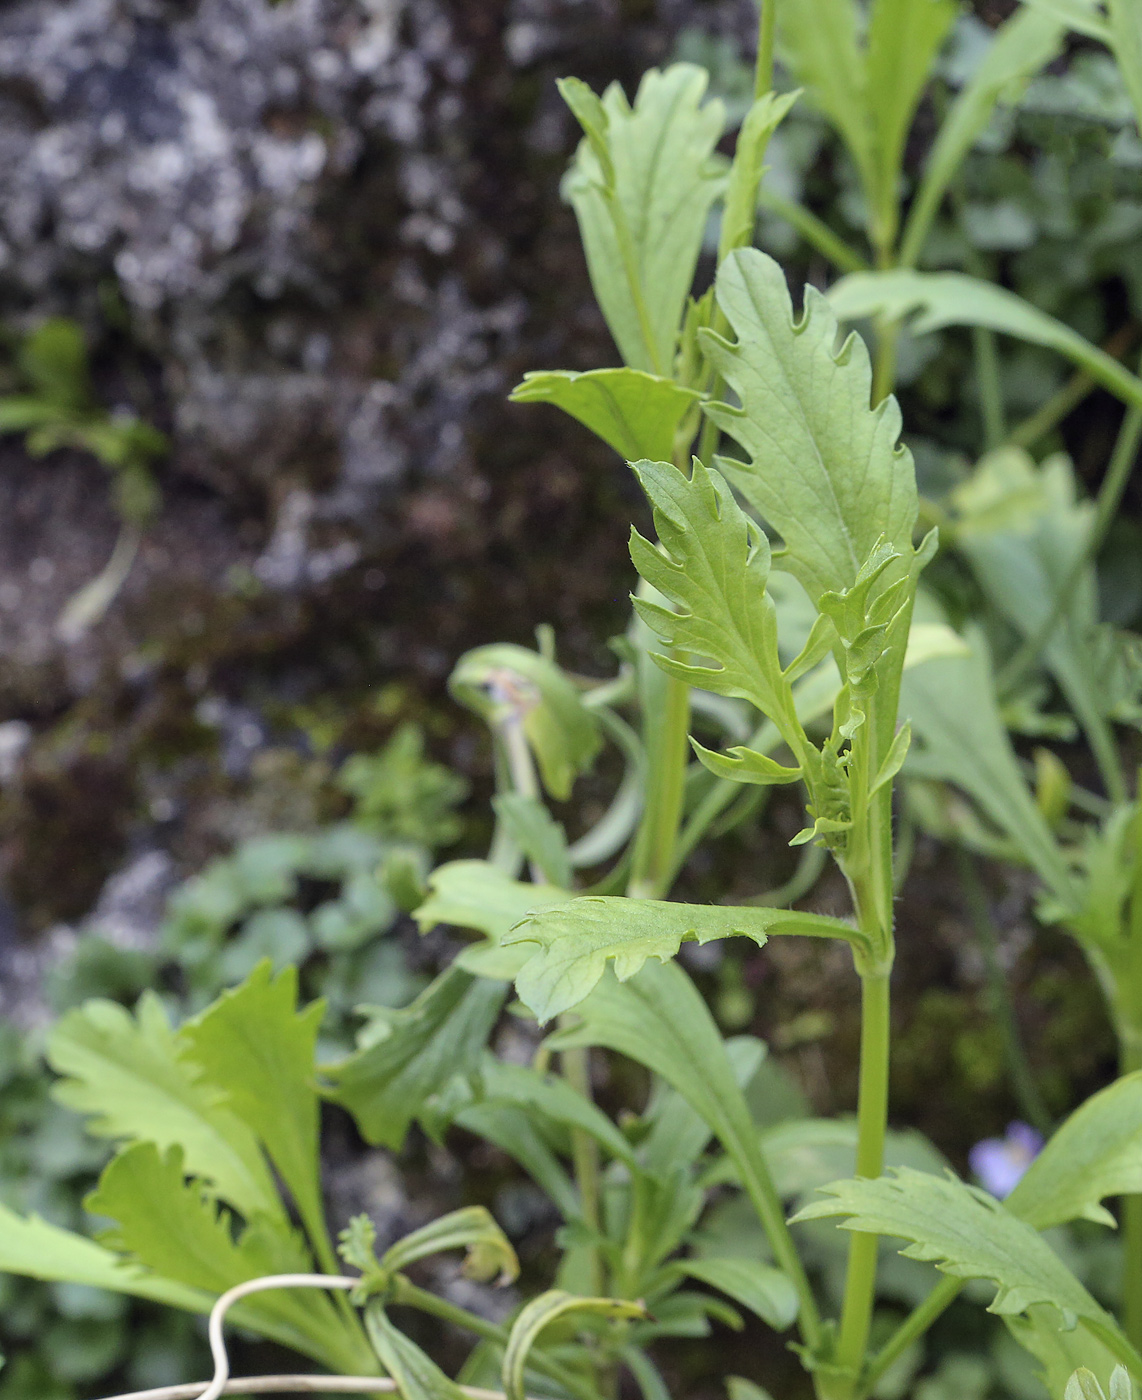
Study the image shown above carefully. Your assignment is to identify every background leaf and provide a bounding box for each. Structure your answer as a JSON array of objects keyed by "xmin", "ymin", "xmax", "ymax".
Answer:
[
  {"xmin": 901, "ymin": 624, "xmax": 1075, "ymax": 903},
  {"xmin": 829, "ymin": 270, "xmax": 1142, "ymax": 411},
  {"xmin": 1006, "ymin": 1072, "xmax": 1142, "ymax": 1229},
  {"xmin": 900, "ymin": 4, "xmax": 1075, "ymax": 263},
  {"xmin": 671, "ymin": 1256, "xmax": 799, "ymax": 1331},
  {"xmin": 865, "ymin": 0, "xmax": 957, "ymax": 244},
  {"xmin": 776, "ymin": 0, "xmax": 874, "ymax": 195},
  {"xmin": 324, "ymin": 965, "xmax": 505, "ymax": 1149}
]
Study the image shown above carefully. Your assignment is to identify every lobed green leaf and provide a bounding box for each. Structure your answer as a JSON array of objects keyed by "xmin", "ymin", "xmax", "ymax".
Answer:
[
  {"xmin": 48, "ymin": 992, "xmax": 280, "ymax": 1224},
  {"xmin": 702, "ymin": 248, "xmax": 919, "ymax": 606},
  {"xmin": 323, "ymin": 965, "xmax": 505, "ymax": 1149},
  {"xmin": 505, "ymin": 895, "xmax": 859, "ymax": 1022}
]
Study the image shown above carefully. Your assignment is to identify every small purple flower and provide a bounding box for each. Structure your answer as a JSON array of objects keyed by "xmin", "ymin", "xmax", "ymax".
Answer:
[{"xmin": 969, "ymin": 1122, "xmax": 1044, "ymax": 1198}]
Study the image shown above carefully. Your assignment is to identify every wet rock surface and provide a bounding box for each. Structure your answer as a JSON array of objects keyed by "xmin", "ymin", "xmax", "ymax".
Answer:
[{"xmin": 0, "ymin": 0, "xmax": 755, "ymax": 929}]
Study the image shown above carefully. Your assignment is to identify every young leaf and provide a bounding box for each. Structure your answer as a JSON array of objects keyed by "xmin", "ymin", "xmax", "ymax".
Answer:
[
  {"xmin": 671, "ymin": 1257, "xmax": 799, "ymax": 1331},
  {"xmin": 865, "ymin": 0, "xmax": 957, "ymax": 245},
  {"xmin": 559, "ymin": 65, "xmax": 726, "ymax": 374},
  {"xmin": 701, "ymin": 248, "xmax": 919, "ymax": 604},
  {"xmin": 689, "ymin": 739, "xmax": 802, "ymax": 787},
  {"xmin": 86, "ymin": 1144, "xmax": 308, "ymax": 1289},
  {"xmin": 502, "ymin": 1291, "xmax": 648, "ymax": 1400},
  {"xmin": 48, "ymin": 993, "xmax": 281, "ymax": 1224},
  {"xmin": 0, "ymin": 1200, "xmax": 211, "ymax": 1312},
  {"xmin": 323, "ymin": 965, "xmax": 505, "ymax": 1149},
  {"xmin": 492, "ymin": 793, "xmax": 572, "ymax": 888},
  {"xmin": 379, "ymin": 1207, "xmax": 518, "ymax": 1286},
  {"xmin": 182, "ymin": 963, "xmax": 328, "ymax": 1263},
  {"xmin": 415, "ymin": 859, "xmax": 566, "ymax": 980},
  {"xmin": 828, "ymin": 271, "xmax": 1142, "ymax": 412},
  {"xmin": 339, "ymin": 1214, "xmax": 380, "ymax": 1277},
  {"xmin": 1005, "ymin": 1072, "xmax": 1142, "ymax": 1230},
  {"xmin": 627, "ymin": 457, "xmax": 803, "ymax": 752},
  {"xmin": 85, "ymin": 1143, "xmax": 360, "ymax": 1372},
  {"xmin": 504, "ymin": 895, "xmax": 862, "ymax": 1022},
  {"xmin": 509, "ymin": 369, "xmax": 701, "ymax": 462},
  {"xmin": 793, "ymin": 1168, "xmax": 1114, "ymax": 1329},
  {"xmin": 719, "ymin": 90, "xmax": 800, "ymax": 259},
  {"xmin": 365, "ymin": 1303, "xmax": 468, "ymax": 1400},
  {"xmin": 901, "ymin": 626, "xmax": 1075, "ymax": 903},
  {"xmin": 900, "ymin": 4, "xmax": 1075, "ymax": 264},
  {"xmin": 868, "ymin": 723, "xmax": 912, "ymax": 799},
  {"xmin": 450, "ymin": 644, "xmax": 602, "ymax": 801}
]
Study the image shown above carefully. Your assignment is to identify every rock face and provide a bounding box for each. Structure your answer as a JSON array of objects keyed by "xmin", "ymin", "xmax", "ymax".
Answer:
[{"xmin": 0, "ymin": 0, "xmax": 756, "ymax": 928}]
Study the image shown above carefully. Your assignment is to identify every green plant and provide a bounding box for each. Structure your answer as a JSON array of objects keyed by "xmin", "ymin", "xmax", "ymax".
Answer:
[
  {"xmin": 2, "ymin": 6, "xmax": 1142, "ymax": 1400},
  {"xmin": 0, "ymin": 318, "xmax": 166, "ymax": 641}
]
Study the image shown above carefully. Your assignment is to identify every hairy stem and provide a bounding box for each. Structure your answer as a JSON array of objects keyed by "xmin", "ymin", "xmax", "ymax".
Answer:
[{"xmin": 831, "ymin": 967, "xmax": 892, "ymax": 1394}]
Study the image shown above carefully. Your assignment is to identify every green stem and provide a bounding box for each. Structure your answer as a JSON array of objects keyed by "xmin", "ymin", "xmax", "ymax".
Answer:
[
  {"xmin": 757, "ymin": 190, "xmax": 871, "ymax": 275},
  {"xmin": 973, "ymin": 327, "xmax": 1006, "ymax": 450},
  {"xmin": 857, "ymin": 1278, "xmax": 963, "ymax": 1400},
  {"xmin": 955, "ymin": 848, "xmax": 1052, "ymax": 1135},
  {"xmin": 871, "ymin": 321, "xmax": 899, "ymax": 406},
  {"xmin": 628, "ymin": 671, "xmax": 691, "ymax": 899},
  {"xmin": 832, "ymin": 968, "xmax": 892, "ymax": 1393},
  {"xmin": 560, "ymin": 1031, "xmax": 604, "ymax": 1295},
  {"xmin": 755, "ymin": 0, "xmax": 777, "ymax": 98},
  {"xmin": 389, "ymin": 1277, "xmax": 599, "ymax": 1400},
  {"xmin": 1008, "ymin": 370, "xmax": 1094, "ymax": 449}
]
